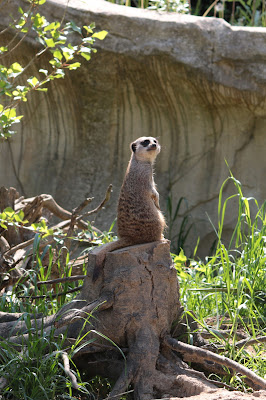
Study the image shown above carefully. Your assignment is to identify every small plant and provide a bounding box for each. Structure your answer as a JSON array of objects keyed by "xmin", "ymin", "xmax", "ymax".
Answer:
[
  {"xmin": 173, "ymin": 174, "xmax": 266, "ymax": 384},
  {"xmin": 175, "ymin": 174, "xmax": 265, "ymax": 342},
  {"xmin": 0, "ymin": 323, "xmax": 76, "ymax": 399},
  {"xmin": 105, "ymin": 0, "xmax": 189, "ymax": 11},
  {"xmin": 0, "ymin": 0, "xmax": 108, "ymax": 140},
  {"xmin": 106, "ymin": 0, "xmax": 266, "ymax": 26},
  {"xmin": 199, "ymin": 0, "xmax": 266, "ymax": 27},
  {"xmin": 148, "ymin": 0, "xmax": 190, "ymax": 12}
]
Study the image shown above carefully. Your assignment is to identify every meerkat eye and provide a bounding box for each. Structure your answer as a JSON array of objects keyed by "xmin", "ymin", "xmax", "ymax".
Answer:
[{"xmin": 141, "ymin": 139, "xmax": 150, "ymax": 147}]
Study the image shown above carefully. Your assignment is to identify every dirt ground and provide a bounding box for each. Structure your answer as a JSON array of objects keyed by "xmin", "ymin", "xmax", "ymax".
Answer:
[{"xmin": 164, "ymin": 389, "xmax": 266, "ymax": 400}]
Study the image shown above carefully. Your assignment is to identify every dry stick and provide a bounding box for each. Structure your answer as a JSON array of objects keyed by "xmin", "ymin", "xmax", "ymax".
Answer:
[
  {"xmin": 235, "ymin": 335, "xmax": 266, "ymax": 348},
  {"xmin": 0, "ymin": 311, "xmax": 43, "ymax": 323},
  {"xmin": 0, "ymin": 235, "xmax": 10, "ymax": 253},
  {"xmin": 4, "ymin": 236, "xmax": 54, "ymax": 256},
  {"xmin": 62, "ymin": 184, "xmax": 112, "ymax": 262},
  {"xmin": 63, "ymin": 196, "xmax": 93, "ymax": 259},
  {"xmin": 54, "ymin": 294, "xmax": 114, "ymax": 329},
  {"xmin": 200, "ymin": 329, "xmax": 245, "ymax": 340},
  {"xmin": 164, "ymin": 335, "xmax": 266, "ymax": 390},
  {"xmin": 17, "ymin": 285, "xmax": 83, "ymax": 300},
  {"xmin": 61, "ymin": 352, "xmax": 79, "ymax": 389},
  {"xmin": 17, "ymin": 194, "xmax": 87, "ymax": 230},
  {"xmin": 37, "ymin": 275, "xmax": 86, "ymax": 287},
  {"xmin": 77, "ymin": 184, "xmax": 113, "ymax": 221}
]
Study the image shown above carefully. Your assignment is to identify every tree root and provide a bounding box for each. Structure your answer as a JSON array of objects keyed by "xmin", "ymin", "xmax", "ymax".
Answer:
[{"xmin": 164, "ymin": 335, "xmax": 266, "ymax": 390}]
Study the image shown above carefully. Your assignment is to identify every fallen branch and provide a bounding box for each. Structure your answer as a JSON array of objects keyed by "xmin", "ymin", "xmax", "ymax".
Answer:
[
  {"xmin": 235, "ymin": 335, "xmax": 266, "ymax": 348},
  {"xmin": 0, "ymin": 311, "xmax": 43, "ymax": 323},
  {"xmin": 164, "ymin": 335, "xmax": 266, "ymax": 390}
]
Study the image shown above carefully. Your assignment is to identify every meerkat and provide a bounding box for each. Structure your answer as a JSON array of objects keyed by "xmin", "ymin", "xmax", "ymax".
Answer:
[{"xmin": 93, "ymin": 136, "xmax": 166, "ymax": 280}]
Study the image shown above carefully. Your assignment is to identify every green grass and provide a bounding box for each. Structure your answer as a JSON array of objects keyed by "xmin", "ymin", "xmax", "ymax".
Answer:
[{"xmin": 174, "ymin": 174, "xmax": 266, "ymax": 383}]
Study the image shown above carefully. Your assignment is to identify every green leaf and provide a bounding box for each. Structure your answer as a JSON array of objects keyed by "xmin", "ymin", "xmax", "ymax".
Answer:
[
  {"xmin": 39, "ymin": 69, "xmax": 48, "ymax": 75},
  {"xmin": 45, "ymin": 37, "xmax": 55, "ymax": 48},
  {"xmin": 92, "ymin": 30, "xmax": 108, "ymax": 40},
  {"xmin": 0, "ymin": 46, "xmax": 8, "ymax": 54},
  {"xmin": 3, "ymin": 207, "xmax": 15, "ymax": 217},
  {"xmin": 27, "ymin": 76, "xmax": 39, "ymax": 87},
  {"xmin": 32, "ymin": 13, "xmax": 47, "ymax": 28},
  {"xmin": 81, "ymin": 52, "xmax": 91, "ymax": 61},
  {"xmin": 49, "ymin": 59, "xmax": 61, "ymax": 67},
  {"xmin": 4, "ymin": 108, "xmax": 16, "ymax": 118},
  {"xmin": 62, "ymin": 51, "xmax": 72, "ymax": 61},
  {"xmin": 53, "ymin": 49, "xmax": 62, "ymax": 60},
  {"xmin": 67, "ymin": 62, "xmax": 81, "ymax": 70},
  {"xmin": 10, "ymin": 62, "xmax": 23, "ymax": 73},
  {"xmin": 17, "ymin": 210, "xmax": 25, "ymax": 220},
  {"xmin": 53, "ymin": 69, "xmax": 65, "ymax": 78},
  {"xmin": 16, "ymin": 17, "xmax": 26, "ymax": 28},
  {"xmin": 83, "ymin": 25, "xmax": 93, "ymax": 34},
  {"xmin": 44, "ymin": 22, "xmax": 59, "ymax": 31},
  {"xmin": 36, "ymin": 88, "xmax": 48, "ymax": 92},
  {"xmin": 69, "ymin": 21, "xmax": 82, "ymax": 35}
]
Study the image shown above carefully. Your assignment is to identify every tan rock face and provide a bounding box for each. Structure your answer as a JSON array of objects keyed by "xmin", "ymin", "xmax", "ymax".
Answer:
[{"xmin": 1, "ymin": 0, "xmax": 266, "ymax": 256}]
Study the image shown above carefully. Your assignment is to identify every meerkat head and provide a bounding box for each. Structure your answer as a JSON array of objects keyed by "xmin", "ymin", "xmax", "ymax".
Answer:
[{"xmin": 131, "ymin": 136, "xmax": 161, "ymax": 163}]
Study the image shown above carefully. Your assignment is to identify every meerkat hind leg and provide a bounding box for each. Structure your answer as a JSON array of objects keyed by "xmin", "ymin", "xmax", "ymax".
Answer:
[{"xmin": 92, "ymin": 238, "xmax": 132, "ymax": 281}]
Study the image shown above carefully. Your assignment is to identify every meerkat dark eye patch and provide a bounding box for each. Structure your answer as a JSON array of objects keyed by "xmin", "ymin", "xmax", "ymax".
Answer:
[
  {"xmin": 141, "ymin": 139, "xmax": 150, "ymax": 147},
  {"xmin": 131, "ymin": 143, "xmax": 137, "ymax": 153}
]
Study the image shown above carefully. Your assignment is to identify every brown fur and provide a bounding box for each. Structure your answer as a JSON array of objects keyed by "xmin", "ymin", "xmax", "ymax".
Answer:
[{"xmin": 93, "ymin": 136, "xmax": 165, "ymax": 280}]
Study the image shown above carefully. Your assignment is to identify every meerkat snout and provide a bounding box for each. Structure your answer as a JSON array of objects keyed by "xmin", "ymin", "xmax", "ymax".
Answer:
[{"xmin": 131, "ymin": 136, "xmax": 161, "ymax": 163}]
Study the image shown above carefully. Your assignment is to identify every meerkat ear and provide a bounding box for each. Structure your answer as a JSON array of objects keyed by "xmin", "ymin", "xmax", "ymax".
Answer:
[{"xmin": 131, "ymin": 142, "xmax": 137, "ymax": 153}]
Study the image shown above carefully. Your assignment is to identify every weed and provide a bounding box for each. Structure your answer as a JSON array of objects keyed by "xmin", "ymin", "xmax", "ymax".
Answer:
[{"xmin": 174, "ymin": 174, "xmax": 266, "ymax": 381}]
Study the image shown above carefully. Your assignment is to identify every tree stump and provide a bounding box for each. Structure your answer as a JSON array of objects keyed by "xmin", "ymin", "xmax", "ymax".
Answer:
[
  {"xmin": 1, "ymin": 240, "xmax": 266, "ymax": 399},
  {"xmin": 53, "ymin": 240, "xmax": 215, "ymax": 399}
]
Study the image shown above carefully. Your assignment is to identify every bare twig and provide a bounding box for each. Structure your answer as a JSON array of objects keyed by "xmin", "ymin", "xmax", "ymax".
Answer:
[
  {"xmin": 200, "ymin": 329, "xmax": 246, "ymax": 340},
  {"xmin": 4, "ymin": 236, "xmax": 54, "ymax": 257},
  {"xmin": 17, "ymin": 286, "xmax": 83, "ymax": 300},
  {"xmin": 61, "ymin": 352, "xmax": 79, "ymax": 389},
  {"xmin": 73, "ymin": 197, "xmax": 94, "ymax": 216},
  {"xmin": 164, "ymin": 335, "xmax": 266, "ymax": 390},
  {"xmin": 37, "ymin": 275, "xmax": 86, "ymax": 287},
  {"xmin": 77, "ymin": 184, "xmax": 113, "ymax": 221}
]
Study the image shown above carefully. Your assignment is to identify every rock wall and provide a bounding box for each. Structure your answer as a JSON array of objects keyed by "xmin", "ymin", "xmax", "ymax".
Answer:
[{"xmin": 1, "ymin": 0, "xmax": 266, "ymax": 256}]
